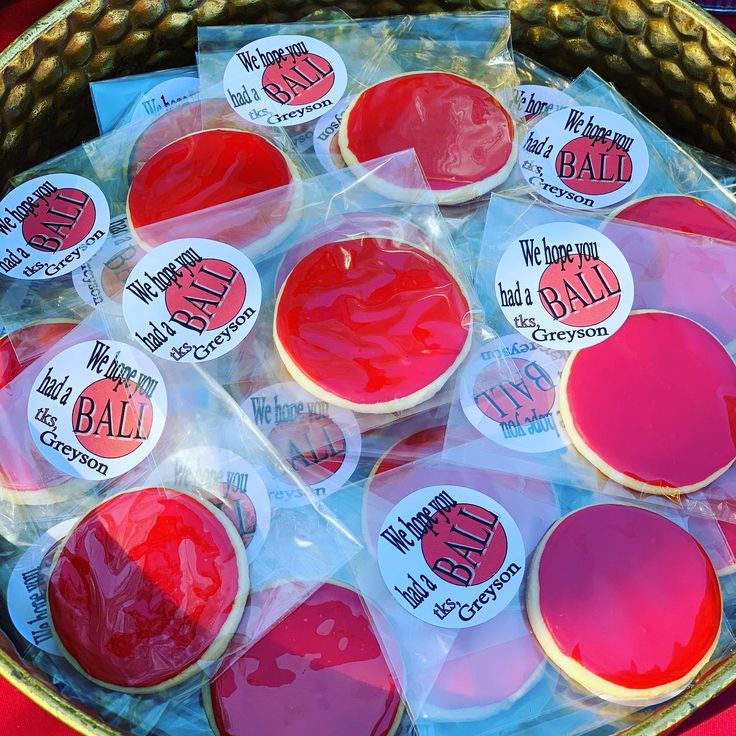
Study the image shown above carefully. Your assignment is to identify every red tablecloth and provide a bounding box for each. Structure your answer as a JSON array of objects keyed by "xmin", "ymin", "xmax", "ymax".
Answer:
[{"xmin": 1, "ymin": 1, "xmax": 736, "ymax": 735}]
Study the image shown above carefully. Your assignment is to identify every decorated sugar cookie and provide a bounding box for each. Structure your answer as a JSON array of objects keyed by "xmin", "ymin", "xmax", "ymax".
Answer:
[
  {"xmin": 528, "ymin": 504, "xmax": 721, "ymax": 705},
  {"xmin": 127, "ymin": 128, "xmax": 300, "ymax": 252},
  {"xmin": 47, "ymin": 487, "xmax": 249, "ymax": 692},
  {"xmin": 274, "ymin": 236, "xmax": 472, "ymax": 413},
  {"xmin": 204, "ymin": 581, "xmax": 403, "ymax": 736},
  {"xmin": 339, "ymin": 72, "xmax": 516, "ymax": 204},
  {"xmin": 560, "ymin": 310, "xmax": 736, "ymax": 495}
]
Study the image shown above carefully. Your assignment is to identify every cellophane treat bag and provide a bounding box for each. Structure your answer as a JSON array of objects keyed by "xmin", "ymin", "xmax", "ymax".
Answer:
[{"xmin": 0, "ymin": 309, "xmax": 360, "ymax": 736}]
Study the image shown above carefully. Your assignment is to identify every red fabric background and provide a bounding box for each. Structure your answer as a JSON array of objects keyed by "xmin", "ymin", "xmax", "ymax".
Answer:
[{"xmin": 1, "ymin": 1, "xmax": 736, "ymax": 735}]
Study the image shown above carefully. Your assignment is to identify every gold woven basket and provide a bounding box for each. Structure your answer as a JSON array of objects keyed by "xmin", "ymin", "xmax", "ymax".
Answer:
[{"xmin": 1, "ymin": 1, "xmax": 736, "ymax": 734}]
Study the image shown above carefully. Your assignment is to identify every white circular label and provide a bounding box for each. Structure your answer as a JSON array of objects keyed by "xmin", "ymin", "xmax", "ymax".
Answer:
[
  {"xmin": 460, "ymin": 335, "xmax": 570, "ymax": 452},
  {"xmin": 0, "ymin": 174, "xmax": 111, "ymax": 280},
  {"xmin": 241, "ymin": 381, "xmax": 361, "ymax": 508},
  {"xmin": 313, "ymin": 95, "xmax": 352, "ymax": 172},
  {"xmin": 72, "ymin": 215, "xmax": 143, "ymax": 309},
  {"xmin": 129, "ymin": 76, "xmax": 199, "ymax": 122},
  {"xmin": 377, "ymin": 485, "xmax": 525, "ymax": 629},
  {"xmin": 155, "ymin": 446, "xmax": 271, "ymax": 560},
  {"xmin": 7, "ymin": 519, "xmax": 76, "ymax": 655},
  {"xmin": 519, "ymin": 106, "xmax": 649, "ymax": 210},
  {"xmin": 494, "ymin": 222, "xmax": 634, "ymax": 350},
  {"xmin": 122, "ymin": 238, "xmax": 261, "ymax": 363},
  {"xmin": 514, "ymin": 84, "xmax": 574, "ymax": 121},
  {"xmin": 223, "ymin": 34, "xmax": 348, "ymax": 127},
  {"xmin": 28, "ymin": 340, "xmax": 167, "ymax": 480}
]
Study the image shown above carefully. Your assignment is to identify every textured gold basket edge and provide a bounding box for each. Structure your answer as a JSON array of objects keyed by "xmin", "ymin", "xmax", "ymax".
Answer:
[{"xmin": 0, "ymin": 0, "xmax": 88, "ymax": 71}]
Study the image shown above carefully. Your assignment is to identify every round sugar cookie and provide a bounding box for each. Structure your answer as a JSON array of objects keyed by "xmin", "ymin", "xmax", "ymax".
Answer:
[
  {"xmin": 204, "ymin": 581, "xmax": 403, "ymax": 736},
  {"xmin": 127, "ymin": 128, "xmax": 300, "ymax": 252},
  {"xmin": 47, "ymin": 486, "xmax": 249, "ymax": 692},
  {"xmin": 339, "ymin": 71, "xmax": 517, "ymax": 204},
  {"xmin": 528, "ymin": 504, "xmax": 722, "ymax": 705},
  {"xmin": 274, "ymin": 236, "xmax": 472, "ymax": 414},
  {"xmin": 0, "ymin": 319, "xmax": 82, "ymax": 506},
  {"xmin": 560, "ymin": 310, "xmax": 736, "ymax": 495},
  {"xmin": 365, "ymin": 425, "xmax": 555, "ymax": 719}
]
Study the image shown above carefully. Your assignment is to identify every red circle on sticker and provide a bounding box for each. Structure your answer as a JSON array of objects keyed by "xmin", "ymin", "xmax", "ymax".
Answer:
[
  {"xmin": 473, "ymin": 357, "xmax": 555, "ymax": 425},
  {"xmin": 268, "ymin": 412, "xmax": 346, "ymax": 485},
  {"xmin": 215, "ymin": 482, "xmax": 258, "ymax": 548},
  {"xmin": 72, "ymin": 378, "xmax": 154, "ymax": 459},
  {"xmin": 164, "ymin": 258, "xmax": 246, "ymax": 332},
  {"xmin": 538, "ymin": 257, "xmax": 621, "ymax": 327},
  {"xmin": 101, "ymin": 245, "xmax": 144, "ymax": 300},
  {"xmin": 23, "ymin": 188, "xmax": 96, "ymax": 253},
  {"xmin": 421, "ymin": 503, "xmax": 507, "ymax": 587},
  {"xmin": 261, "ymin": 51, "xmax": 335, "ymax": 107},
  {"xmin": 555, "ymin": 137, "xmax": 633, "ymax": 196}
]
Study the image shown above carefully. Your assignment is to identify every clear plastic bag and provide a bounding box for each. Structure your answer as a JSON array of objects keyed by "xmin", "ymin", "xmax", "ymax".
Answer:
[
  {"xmin": 445, "ymin": 193, "xmax": 736, "ymax": 524},
  {"xmin": 90, "ymin": 66, "xmax": 199, "ymax": 134},
  {"xmin": 0, "ymin": 308, "xmax": 360, "ymax": 733}
]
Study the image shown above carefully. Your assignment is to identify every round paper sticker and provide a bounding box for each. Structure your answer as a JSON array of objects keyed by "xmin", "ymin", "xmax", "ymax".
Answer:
[
  {"xmin": 313, "ymin": 95, "xmax": 352, "ymax": 172},
  {"xmin": 223, "ymin": 34, "xmax": 348, "ymax": 127},
  {"xmin": 129, "ymin": 76, "xmax": 199, "ymax": 122},
  {"xmin": 460, "ymin": 334, "xmax": 569, "ymax": 452},
  {"xmin": 73, "ymin": 215, "xmax": 143, "ymax": 309},
  {"xmin": 0, "ymin": 174, "xmax": 111, "ymax": 280},
  {"xmin": 241, "ymin": 381, "xmax": 361, "ymax": 508},
  {"xmin": 7, "ymin": 518, "xmax": 76, "ymax": 655},
  {"xmin": 28, "ymin": 340, "xmax": 167, "ymax": 480},
  {"xmin": 123, "ymin": 238, "xmax": 262, "ymax": 363},
  {"xmin": 494, "ymin": 222, "xmax": 634, "ymax": 350},
  {"xmin": 519, "ymin": 106, "xmax": 649, "ymax": 210},
  {"xmin": 378, "ymin": 485, "xmax": 525, "ymax": 628},
  {"xmin": 155, "ymin": 446, "xmax": 271, "ymax": 560},
  {"xmin": 514, "ymin": 85, "xmax": 574, "ymax": 122}
]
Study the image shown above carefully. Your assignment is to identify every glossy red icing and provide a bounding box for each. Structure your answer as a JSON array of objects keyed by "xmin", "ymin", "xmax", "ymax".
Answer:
[
  {"xmin": 563, "ymin": 311, "xmax": 736, "ymax": 490},
  {"xmin": 128, "ymin": 128, "xmax": 295, "ymax": 249},
  {"xmin": 611, "ymin": 195, "xmax": 736, "ymax": 241},
  {"xmin": 276, "ymin": 237, "xmax": 470, "ymax": 406},
  {"xmin": 48, "ymin": 487, "xmax": 243, "ymax": 689},
  {"xmin": 343, "ymin": 72, "xmax": 514, "ymax": 192},
  {"xmin": 208, "ymin": 581, "xmax": 402, "ymax": 736},
  {"xmin": 0, "ymin": 320, "xmax": 77, "ymax": 388},
  {"xmin": 536, "ymin": 504, "xmax": 721, "ymax": 689}
]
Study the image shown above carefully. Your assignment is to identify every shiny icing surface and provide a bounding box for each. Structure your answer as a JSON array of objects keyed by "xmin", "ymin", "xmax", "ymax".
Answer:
[
  {"xmin": 343, "ymin": 72, "xmax": 514, "ymax": 190},
  {"xmin": 48, "ymin": 487, "xmax": 243, "ymax": 689},
  {"xmin": 536, "ymin": 504, "xmax": 721, "ymax": 689},
  {"xmin": 208, "ymin": 581, "xmax": 402, "ymax": 736},
  {"xmin": 563, "ymin": 311, "xmax": 736, "ymax": 489},
  {"xmin": 611, "ymin": 195, "xmax": 736, "ymax": 241},
  {"xmin": 128, "ymin": 129, "xmax": 294, "ymax": 248},
  {"xmin": 366, "ymin": 426, "xmax": 553, "ymax": 712},
  {"xmin": 0, "ymin": 321, "xmax": 76, "ymax": 388},
  {"xmin": 276, "ymin": 237, "xmax": 470, "ymax": 405}
]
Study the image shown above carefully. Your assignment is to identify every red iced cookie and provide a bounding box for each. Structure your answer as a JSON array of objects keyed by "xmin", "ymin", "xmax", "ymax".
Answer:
[
  {"xmin": 528, "ymin": 504, "xmax": 721, "ymax": 704},
  {"xmin": 274, "ymin": 236, "xmax": 472, "ymax": 413},
  {"xmin": 339, "ymin": 72, "xmax": 516, "ymax": 204},
  {"xmin": 127, "ymin": 128, "xmax": 299, "ymax": 252},
  {"xmin": 365, "ymin": 425, "xmax": 555, "ymax": 719},
  {"xmin": 204, "ymin": 581, "xmax": 403, "ymax": 736},
  {"xmin": 560, "ymin": 310, "xmax": 736, "ymax": 494},
  {"xmin": 0, "ymin": 320, "xmax": 80, "ymax": 504},
  {"xmin": 47, "ymin": 487, "xmax": 249, "ymax": 692}
]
